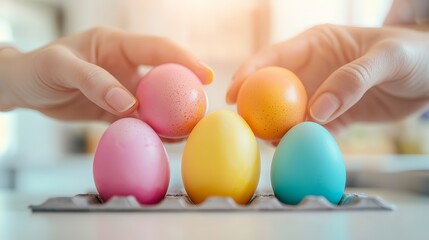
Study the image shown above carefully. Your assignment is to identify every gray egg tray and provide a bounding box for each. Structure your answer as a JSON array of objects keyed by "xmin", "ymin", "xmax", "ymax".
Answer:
[{"xmin": 30, "ymin": 190, "xmax": 395, "ymax": 212}]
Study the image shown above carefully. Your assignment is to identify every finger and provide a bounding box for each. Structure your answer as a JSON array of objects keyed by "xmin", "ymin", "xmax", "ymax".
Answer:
[
  {"xmin": 226, "ymin": 49, "xmax": 280, "ymax": 104},
  {"xmin": 117, "ymin": 33, "xmax": 214, "ymax": 85},
  {"xmin": 49, "ymin": 47, "xmax": 138, "ymax": 116},
  {"xmin": 308, "ymin": 46, "xmax": 398, "ymax": 124},
  {"xmin": 226, "ymin": 34, "xmax": 311, "ymax": 104}
]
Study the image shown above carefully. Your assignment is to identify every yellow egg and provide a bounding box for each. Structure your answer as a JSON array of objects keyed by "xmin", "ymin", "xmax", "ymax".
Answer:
[{"xmin": 182, "ymin": 110, "xmax": 260, "ymax": 204}]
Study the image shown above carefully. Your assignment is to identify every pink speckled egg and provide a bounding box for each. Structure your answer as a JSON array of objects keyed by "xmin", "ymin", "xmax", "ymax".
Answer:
[
  {"xmin": 136, "ymin": 63, "xmax": 208, "ymax": 139},
  {"xmin": 93, "ymin": 118, "xmax": 170, "ymax": 205}
]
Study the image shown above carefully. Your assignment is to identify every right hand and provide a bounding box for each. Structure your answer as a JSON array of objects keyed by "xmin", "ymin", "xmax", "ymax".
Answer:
[{"xmin": 227, "ymin": 24, "xmax": 429, "ymax": 132}]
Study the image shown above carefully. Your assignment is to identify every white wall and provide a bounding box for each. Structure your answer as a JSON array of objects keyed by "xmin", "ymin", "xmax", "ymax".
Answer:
[{"xmin": 270, "ymin": 0, "xmax": 392, "ymax": 43}]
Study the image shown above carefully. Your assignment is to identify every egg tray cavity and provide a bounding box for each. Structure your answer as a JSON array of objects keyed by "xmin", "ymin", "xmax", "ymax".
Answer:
[{"xmin": 30, "ymin": 191, "xmax": 395, "ymax": 212}]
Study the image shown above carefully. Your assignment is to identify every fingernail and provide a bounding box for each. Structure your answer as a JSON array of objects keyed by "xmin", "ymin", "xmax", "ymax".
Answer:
[
  {"xmin": 309, "ymin": 92, "xmax": 340, "ymax": 123},
  {"xmin": 199, "ymin": 62, "xmax": 214, "ymax": 84},
  {"xmin": 105, "ymin": 87, "xmax": 136, "ymax": 113}
]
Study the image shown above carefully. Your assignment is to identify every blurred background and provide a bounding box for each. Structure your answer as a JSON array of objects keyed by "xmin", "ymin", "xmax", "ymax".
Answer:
[{"xmin": 1, "ymin": 0, "xmax": 428, "ymax": 195}]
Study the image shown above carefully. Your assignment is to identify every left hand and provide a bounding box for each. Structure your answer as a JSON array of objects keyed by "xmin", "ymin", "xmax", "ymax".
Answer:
[{"xmin": 0, "ymin": 26, "xmax": 213, "ymax": 122}]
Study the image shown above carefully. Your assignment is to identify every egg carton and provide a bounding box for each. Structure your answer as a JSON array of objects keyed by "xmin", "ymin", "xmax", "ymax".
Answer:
[{"xmin": 30, "ymin": 190, "xmax": 395, "ymax": 212}]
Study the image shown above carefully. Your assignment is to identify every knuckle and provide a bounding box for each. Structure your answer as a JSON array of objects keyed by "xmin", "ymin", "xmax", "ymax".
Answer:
[
  {"xmin": 36, "ymin": 45, "xmax": 67, "ymax": 63},
  {"xmin": 307, "ymin": 24, "xmax": 337, "ymax": 36},
  {"xmin": 378, "ymin": 39, "xmax": 411, "ymax": 66},
  {"xmin": 379, "ymin": 39, "xmax": 408, "ymax": 56},
  {"xmin": 337, "ymin": 61, "xmax": 371, "ymax": 91},
  {"xmin": 33, "ymin": 45, "xmax": 68, "ymax": 77},
  {"xmin": 305, "ymin": 24, "xmax": 343, "ymax": 54},
  {"xmin": 86, "ymin": 26, "xmax": 111, "ymax": 36},
  {"xmin": 84, "ymin": 26, "xmax": 118, "ymax": 43},
  {"xmin": 79, "ymin": 67, "xmax": 102, "ymax": 88}
]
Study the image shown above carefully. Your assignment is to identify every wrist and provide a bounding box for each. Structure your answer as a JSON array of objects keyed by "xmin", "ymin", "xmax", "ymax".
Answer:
[{"xmin": 0, "ymin": 46, "xmax": 23, "ymax": 111}]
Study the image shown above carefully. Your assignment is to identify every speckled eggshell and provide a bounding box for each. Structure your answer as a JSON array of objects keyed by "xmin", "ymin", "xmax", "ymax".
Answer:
[
  {"xmin": 93, "ymin": 118, "xmax": 170, "ymax": 205},
  {"xmin": 136, "ymin": 63, "xmax": 208, "ymax": 139},
  {"xmin": 236, "ymin": 67, "xmax": 307, "ymax": 141}
]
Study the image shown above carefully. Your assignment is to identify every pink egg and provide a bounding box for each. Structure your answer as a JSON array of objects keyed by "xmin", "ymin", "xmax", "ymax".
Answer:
[
  {"xmin": 93, "ymin": 118, "xmax": 170, "ymax": 205},
  {"xmin": 136, "ymin": 63, "xmax": 208, "ymax": 139}
]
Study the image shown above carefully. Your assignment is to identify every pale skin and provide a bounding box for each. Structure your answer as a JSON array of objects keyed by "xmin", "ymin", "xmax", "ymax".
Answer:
[
  {"xmin": 1, "ymin": 1, "xmax": 428, "ymax": 134},
  {"xmin": 0, "ymin": 27, "xmax": 213, "ymax": 122},
  {"xmin": 227, "ymin": 0, "xmax": 429, "ymax": 132}
]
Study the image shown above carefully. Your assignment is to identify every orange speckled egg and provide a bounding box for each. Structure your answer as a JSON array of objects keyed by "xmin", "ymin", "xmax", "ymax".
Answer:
[
  {"xmin": 136, "ymin": 64, "xmax": 208, "ymax": 139},
  {"xmin": 236, "ymin": 67, "xmax": 307, "ymax": 141}
]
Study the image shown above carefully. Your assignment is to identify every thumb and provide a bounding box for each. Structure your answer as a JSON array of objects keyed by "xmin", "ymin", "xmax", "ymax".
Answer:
[
  {"xmin": 308, "ymin": 47, "xmax": 397, "ymax": 124},
  {"xmin": 49, "ymin": 47, "xmax": 137, "ymax": 116}
]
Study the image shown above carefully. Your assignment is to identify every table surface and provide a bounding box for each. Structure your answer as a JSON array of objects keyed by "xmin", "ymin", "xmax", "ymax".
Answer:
[{"xmin": 1, "ymin": 188, "xmax": 428, "ymax": 240}]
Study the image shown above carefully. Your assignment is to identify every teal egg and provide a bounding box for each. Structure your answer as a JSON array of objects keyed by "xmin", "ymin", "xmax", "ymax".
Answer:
[{"xmin": 271, "ymin": 122, "xmax": 346, "ymax": 205}]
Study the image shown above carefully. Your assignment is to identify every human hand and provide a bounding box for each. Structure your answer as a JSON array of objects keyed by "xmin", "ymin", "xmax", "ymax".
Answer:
[
  {"xmin": 0, "ymin": 27, "xmax": 213, "ymax": 122},
  {"xmin": 227, "ymin": 24, "xmax": 429, "ymax": 132}
]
